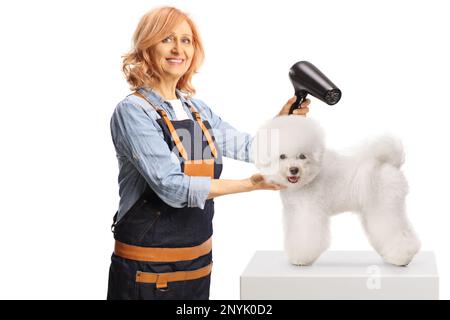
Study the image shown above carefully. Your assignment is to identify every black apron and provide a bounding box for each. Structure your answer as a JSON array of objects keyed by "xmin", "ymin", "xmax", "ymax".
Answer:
[{"xmin": 107, "ymin": 92, "xmax": 222, "ymax": 300}]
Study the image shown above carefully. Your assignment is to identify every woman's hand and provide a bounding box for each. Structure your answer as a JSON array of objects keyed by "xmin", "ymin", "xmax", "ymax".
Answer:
[
  {"xmin": 207, "ymin": 175, "xmax": 286, "ymax": 199},
  {"xmin": 277, "ymin": 96, "xmax": 310, "ymax": 117},
  {"xmin": 248, "ymin": 174, "xmax": 286, "ymax": 191}
]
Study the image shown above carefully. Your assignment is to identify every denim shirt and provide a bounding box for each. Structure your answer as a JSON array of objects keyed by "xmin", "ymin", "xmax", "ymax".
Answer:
[{"xmin": 111, "ymin": 88, "xmax": 254, "ymax": 221}]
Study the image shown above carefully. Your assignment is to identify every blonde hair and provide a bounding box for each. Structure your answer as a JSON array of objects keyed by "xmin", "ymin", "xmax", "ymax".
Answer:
[{"xmin": 122, "ymin": 7, "xmax": 204, "ymax": 96}]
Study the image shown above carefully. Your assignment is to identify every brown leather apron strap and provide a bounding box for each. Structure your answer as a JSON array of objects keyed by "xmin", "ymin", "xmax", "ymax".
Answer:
[
  {"xmin": 114, "ymin": 237, "xmax": 212, "ymax": 262},
  {"xmin": 133, "ymin": 91, "xmax": 189, "ymax": 160},
  {"xmin": 136, "ymin": 263, "xmax": 213, "ymax": 289},
  {"xmin": 158, "ymin": 110, "xmax": 189, "ymax": 160},
  {"xmin": 133, "ymin": 91, "xmax": 218, "ymax": 160},
  {"xmin": 188, "ymin": 103, "xmax": 218, "ymax": 159}
]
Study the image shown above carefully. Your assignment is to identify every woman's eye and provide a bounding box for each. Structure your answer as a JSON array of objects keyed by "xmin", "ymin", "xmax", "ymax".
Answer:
[
  {"xmin": 162, "ymin": 36, "xmax": 173, "ymax": 43},
  {"xmin": 182, "ymin": 38, "xmax": 191, "ymax": 44},
  {"xmin": 280, "ymin": 154, "xmax": 287, "ymax": 160},
  {"xmin": 298, "ymin": 154, "xmax": 306, "ymax": 160}
]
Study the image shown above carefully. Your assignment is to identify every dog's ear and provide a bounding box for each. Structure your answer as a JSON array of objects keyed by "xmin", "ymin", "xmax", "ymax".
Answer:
[
  {"xmin": 251, "ymin": 146, "xmax": 271, "ymax": 168},
  {"xmin": 257, "ymin": 157, "xmax": 272, "ymax": 168},
  {"xmin": 312, "ymin": 148, "xmax": 324, "ymax": 162},
  {"xmin": 252, "ymin": 128, "xmax": 279, "ymax": 168}
]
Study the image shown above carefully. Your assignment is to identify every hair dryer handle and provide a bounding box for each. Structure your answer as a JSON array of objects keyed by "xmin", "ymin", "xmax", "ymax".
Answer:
[{"xmin": 288, "ymin": 91, "xmax": 307, "ymax": 115}]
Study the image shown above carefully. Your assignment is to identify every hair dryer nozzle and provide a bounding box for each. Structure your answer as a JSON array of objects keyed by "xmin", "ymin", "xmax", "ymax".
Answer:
[
  {"xmin": 289, "ymin": 61, "xmax": 341, "ymax": 113},
  {"xmin": 324, "ymin": 88, "xmax": 341, "ymax": 105}
]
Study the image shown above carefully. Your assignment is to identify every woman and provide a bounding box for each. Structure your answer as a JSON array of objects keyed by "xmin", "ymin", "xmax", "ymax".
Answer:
[{"xmin": 107, "ymin": 6, "xmax": 310, "ymax": 300}]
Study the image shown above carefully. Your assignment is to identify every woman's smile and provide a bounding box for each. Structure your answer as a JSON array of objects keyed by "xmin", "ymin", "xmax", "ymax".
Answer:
[{"xmin": 165, "ymin": 57, "xmax": 185, "ymax": 65}]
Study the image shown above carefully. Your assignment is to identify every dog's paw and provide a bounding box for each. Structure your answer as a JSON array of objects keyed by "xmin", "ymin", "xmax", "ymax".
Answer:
[
  {"xmin": 290, "ymin": 259, "xmax": 315, "ymax": 266},
  {"xmin": 380, "ymin": 230, "xmax": 421, "ymax": 266},
  {"xmin": 284, "ymin": 240, "xmax": 328, "ymax": 267},
  {"xmin": 287, "ymin": 253, "xmax": 320, "ymax": 266}
]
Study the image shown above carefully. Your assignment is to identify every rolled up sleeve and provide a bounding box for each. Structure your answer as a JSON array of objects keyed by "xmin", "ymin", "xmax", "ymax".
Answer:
[{"xmin": 188, "ymin": 176, "xmax": 211, "ymax": 209}]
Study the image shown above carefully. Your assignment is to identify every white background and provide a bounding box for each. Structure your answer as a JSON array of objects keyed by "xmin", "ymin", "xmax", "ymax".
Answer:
[{"xmin": 0, "ymin": 0, "xmax": 449, "ymax": 299}]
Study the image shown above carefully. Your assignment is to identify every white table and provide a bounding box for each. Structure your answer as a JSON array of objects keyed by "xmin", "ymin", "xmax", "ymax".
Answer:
[{"xmin": 240, "ymin": 251, "xmax": 438, "ymax": 300}]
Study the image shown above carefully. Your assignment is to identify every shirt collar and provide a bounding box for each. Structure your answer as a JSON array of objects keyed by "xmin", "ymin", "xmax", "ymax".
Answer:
[{"xmin": 138, "ymin": 87, "xmax": 190, "ymax": 107}]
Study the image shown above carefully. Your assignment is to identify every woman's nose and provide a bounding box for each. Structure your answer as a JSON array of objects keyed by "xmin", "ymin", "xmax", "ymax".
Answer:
[{"xmin": 171, "ymin": 41, "xmax": 180, "ymax": 53}]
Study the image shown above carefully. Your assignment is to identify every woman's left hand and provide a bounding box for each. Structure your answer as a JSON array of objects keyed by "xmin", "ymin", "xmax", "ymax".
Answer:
[{"xmin": 277, "ymin": 96, "xmax": 310, "ymax": 117}]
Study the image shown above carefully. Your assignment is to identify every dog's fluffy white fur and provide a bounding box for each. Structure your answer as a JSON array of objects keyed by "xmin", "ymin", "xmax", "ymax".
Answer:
[{"xmin": 252, "ymin": 116, "xmax": 420, "ymax": 266}]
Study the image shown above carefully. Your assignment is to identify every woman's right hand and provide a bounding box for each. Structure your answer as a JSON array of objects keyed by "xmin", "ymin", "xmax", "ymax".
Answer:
[
  {"xmin": 248, "ymin": 174, "xmax": 286, "ymax": 191},
  {"xmin": 277, "ymin": 96, "xmax": 310, "ymax": 117}
]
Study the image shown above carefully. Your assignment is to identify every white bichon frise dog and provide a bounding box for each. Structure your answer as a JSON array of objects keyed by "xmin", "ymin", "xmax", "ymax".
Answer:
[{"xmin": 252, "ymin": 116, "xmax": 420, "ymax": 266}]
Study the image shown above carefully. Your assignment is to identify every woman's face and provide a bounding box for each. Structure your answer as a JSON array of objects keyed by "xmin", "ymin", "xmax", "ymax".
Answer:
[{"xmin": 154, "ymin": 20, "xmax": 194, "ymax": 82}]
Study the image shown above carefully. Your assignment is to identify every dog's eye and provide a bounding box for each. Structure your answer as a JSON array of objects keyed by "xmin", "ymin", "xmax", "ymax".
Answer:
[
  {"xmin": 298, "ymin": 154, "xmax": 306, "ymax": 160},
  {"xmin": 280, "ymin": 154, "xmax": 287, "ymax": 160}
]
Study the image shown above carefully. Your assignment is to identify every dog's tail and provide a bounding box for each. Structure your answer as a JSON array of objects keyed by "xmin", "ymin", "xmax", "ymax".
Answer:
[{"xmin": 358, "ymin": 135, "xmax": 405, "ymax": 168}]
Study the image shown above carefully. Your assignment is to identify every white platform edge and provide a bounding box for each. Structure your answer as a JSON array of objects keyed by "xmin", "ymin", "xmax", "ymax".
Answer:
[{"xmin": 240, "ymin": 251, "xmax": 439, "ymax": 300}]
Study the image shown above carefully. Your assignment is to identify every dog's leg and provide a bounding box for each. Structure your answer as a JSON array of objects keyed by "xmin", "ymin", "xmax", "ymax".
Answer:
[
  {"xmin": 283, "ymin": 207, "xmax": 330, "ymax": 266},
  {"xmin": 360, "ymin": 165, "xmax": 421, "ymax": 266}
]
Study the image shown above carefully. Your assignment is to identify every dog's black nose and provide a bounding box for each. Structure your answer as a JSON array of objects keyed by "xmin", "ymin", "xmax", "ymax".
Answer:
[{"xmin": 289, "ymin": 167, "xmax": 299, "ymax": 175}]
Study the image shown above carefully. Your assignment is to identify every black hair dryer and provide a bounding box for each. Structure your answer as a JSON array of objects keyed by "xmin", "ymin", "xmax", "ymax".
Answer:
[{"xmin": 289, "ymin": 61, "xmax": 342, "ymax": 114}]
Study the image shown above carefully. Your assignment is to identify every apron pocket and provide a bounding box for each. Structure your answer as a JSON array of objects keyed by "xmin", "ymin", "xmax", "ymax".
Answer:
[{"xmin": 114, "ymin": 200, "xmax": 162, "ymax": 244}]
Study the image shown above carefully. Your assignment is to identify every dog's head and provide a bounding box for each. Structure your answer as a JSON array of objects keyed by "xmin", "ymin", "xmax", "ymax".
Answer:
[{"xmin": 252, "ymin": 116, "xmax": 325, "ymax": 189}]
